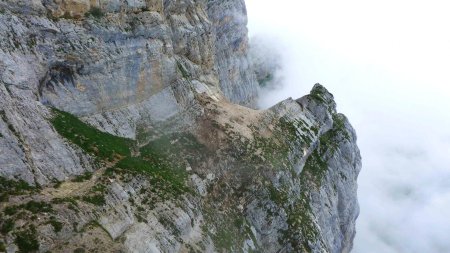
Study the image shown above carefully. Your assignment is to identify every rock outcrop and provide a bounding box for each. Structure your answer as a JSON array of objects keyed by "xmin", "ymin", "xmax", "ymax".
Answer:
[{"xmin": 0, "ymin": 1, "xmax": 360, "ymax": 253}]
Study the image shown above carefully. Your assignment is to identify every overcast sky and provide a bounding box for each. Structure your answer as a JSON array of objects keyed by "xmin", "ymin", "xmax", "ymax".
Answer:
[{"xmin": 245, "ymin": 0, "xmax": 450, "ymax": 252}]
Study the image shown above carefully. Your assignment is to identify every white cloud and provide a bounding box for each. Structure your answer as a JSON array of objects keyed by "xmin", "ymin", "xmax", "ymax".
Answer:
[{"xmin": 246, "ymin": 0, "xmax": 450, "ymax": 252}]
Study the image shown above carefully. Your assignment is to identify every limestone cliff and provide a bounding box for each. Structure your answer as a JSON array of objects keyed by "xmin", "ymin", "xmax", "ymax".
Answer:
[{"xmin": 0, "ymin": 1, "xmax": 361, "ymax": 253}]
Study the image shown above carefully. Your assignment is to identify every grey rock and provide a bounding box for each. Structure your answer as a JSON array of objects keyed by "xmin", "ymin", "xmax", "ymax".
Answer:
[
  {"xmin": 207, "ymin": 0, "xmax": 259, "ymax": 107},
  {"xmin": 0, "ymin": 1, "xmax": 360, "ymax": 253}
]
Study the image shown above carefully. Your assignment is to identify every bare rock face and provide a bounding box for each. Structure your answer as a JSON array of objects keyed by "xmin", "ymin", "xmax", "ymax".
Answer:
[
  {"xmin": 0, "ymin": 1, "xmax": 360, "ymax": 253},
  {"xmin": 0, "ymin": 0, "xmax": 245, "ymax": 184},
  {"xmin": 207, "ymin": 0, "xmax": 259, "ymax": 108}
]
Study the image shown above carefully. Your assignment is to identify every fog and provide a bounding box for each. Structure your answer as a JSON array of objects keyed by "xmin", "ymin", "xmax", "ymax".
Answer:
[{"xmin": 245, "ymin": 0, "xmax": 450, "ymax": 252}]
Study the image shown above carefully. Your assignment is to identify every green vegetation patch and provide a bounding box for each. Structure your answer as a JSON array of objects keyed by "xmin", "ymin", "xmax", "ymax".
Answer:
[
  {"xmin": 277, "ymin": 117, "xmax": 313, "ymax": 146},
  {"xmin": 332, "ymin": 114, "xmax": 350, "ymax": 140},
  {"xmin": 82, "ymin": 194, "xmax": 106, "ymax": 206},
  {"xmin": 0, "ymin": 177, "xmax": 35, "ymax": 202},
  {"xmin": 231, "ymin": 127, "xmax": 290, "ymax": 171},
  {"xmin": 158, "ymin": 216, "xmax": 180, "ymax": 237},
  {"xmin": 319, "ymin": 114, "xmax": 350, "ymax": 155},
  {"xmin": 268, "ymin": 185, "xmax": 289, "ymax": 206},
  {"xmin": 114, "ymin": 132, "xmax": 206, "ymax": 196},
  {"xmin": 1, "ymin": 218, "xmax": 15, "ymax": 234},
  {"xmin": 302, "ymin": 150, "xmax": 328, "ymax": 186},
  {"xmin": 22, "ymin": 201, "xmax": 53, "ymax": 214},
  {"xmin": 4, "ymin": 201, "xmax": 53, "ymax": 216},
  {"xmin": 74, "ymin": 248, "xmax": 86, "ymax": 253},
  {"xmin": 309, "ymin": 92, "xmax": 326, "ymax": 104},
  {"xmin": 115, "ymin": 156, "xmax": 188, "ymax": 196},
  {"xmin": 283, "ymin": 193, "xmax": 321, "ymax": 253},
  {"xmin": 309, "ymin": 84, "xmax": 329, "ymax": 104},
  {"xmin": 85, "ymin": 7, "xmax": 104, "ymax": 19},
  {"xmin": 3, "ymin": 205, "xmax": 19, "ymax": 216},
  {"xmin": 71, "ymin": 172, "xmax": 93, "ymax": 182},
  {"xmin": 212, "ymin": 224, "xmax": 235, "ymax": 251},
  {"xmin": 47, "ymin": 217, "xmax": 63, "ymax": 233},
  {"xmin": 235, "ymin": 116, "xmax": 314, "ymax": 172},
  {"xmin": 51, "ymin": 109, "xmax": 205, "ymax": 198},
  {"xmin": 14, "ymin": 226, "xmax": 39, "ymax": 253},
  {"xmin": 141, "ymin": 133, "xmax": 207, "ymax": 170},
  {"xmin": 202, "ymin": 203, "xmax": 260, "ymax": 253},
  {"xmin": 282, "ymin": 160, "xmax": 329, "ymax": 252},
  {"xmin": 51, "ymin": 108, "xmax": 133, "ymax": 161},
  {"xmin": 208, "ymin": 214, "xmax": 255, "ymax": 252},
  {"xmin": 141, "ymin": 133, "xmax": 207, "ymax": 160}
]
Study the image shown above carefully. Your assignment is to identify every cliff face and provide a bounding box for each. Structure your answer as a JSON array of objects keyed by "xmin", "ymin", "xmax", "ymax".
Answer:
[
  {"xmin": 0, "ymin": 0, "xmax": 257, "ymax": 185},
  {"xmin": 0, "ymin": 1, "xmax": 360, "ymax": 253}
]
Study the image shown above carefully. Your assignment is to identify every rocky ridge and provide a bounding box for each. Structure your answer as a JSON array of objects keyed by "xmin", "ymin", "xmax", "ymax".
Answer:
[{"xmin": 0, "ymin": 1, "xmax": 361, "ymax": 252}]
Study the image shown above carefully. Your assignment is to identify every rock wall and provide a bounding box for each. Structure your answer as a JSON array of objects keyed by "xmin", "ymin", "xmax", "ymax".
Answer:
[
  {"xmin": 0, "ymin": 0, "xmax": 259, "ymax": 184},
  {"xmin": 207, "ymin": 0, "xmax": 259, "ymax": 107},
  {"xmin": 0, "ymin": 1, "xmax": 360, "ymax": 252}
]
